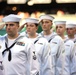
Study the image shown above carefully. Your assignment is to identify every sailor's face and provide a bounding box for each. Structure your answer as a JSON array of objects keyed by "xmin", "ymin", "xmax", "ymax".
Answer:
[
  {"xmin": 5, "ymin": 22, "xmax": 19, "ymax": 36},
  {"xmin": 56, "ymin": 24, "xmax": 65, "ymax": 35},
  {"xmin": 41, "ymin": 19, "xmax": 52, "ymax": 31},
  {"xmin": 66, "ymin": 28, "xmax": 75, "ymax": 36},
  {"xmin": 26, "ymin": 23, "xmax": 38, "ymax": 35}
]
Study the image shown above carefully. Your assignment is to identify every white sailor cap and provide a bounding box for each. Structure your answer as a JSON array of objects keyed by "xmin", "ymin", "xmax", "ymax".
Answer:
[
  {"xmin": 54, "ymin": 21, "xmax": 66, "ymax": 26},
  {"xmin": 66, "ymin": 21, "xmax": 76, "ymax": 28},
  {"xmin": 2, "ymin": 14, "xmax": 21, "ymax": 22},
  {"xmin": 24, "ymin": 18, "xmax": 39, "ymax": 24},
  {"xmin": 39, "ymin": 15, "xmax": 54, "ymax": 22}
]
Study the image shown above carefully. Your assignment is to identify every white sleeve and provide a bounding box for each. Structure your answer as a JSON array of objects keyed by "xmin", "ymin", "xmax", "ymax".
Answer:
[
  {"xmin": 27, "ymin": 42, "xmax": 39, "ymax": 75},
  {"xmin": 41, "ymin": 42, "xmax": 53, "ymax": 75}
]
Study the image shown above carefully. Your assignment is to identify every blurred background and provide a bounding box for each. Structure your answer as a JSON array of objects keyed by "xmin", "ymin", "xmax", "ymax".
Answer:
[{"xmin": 0, "ymin": 0, "xmax": 76, "ymax": 35}]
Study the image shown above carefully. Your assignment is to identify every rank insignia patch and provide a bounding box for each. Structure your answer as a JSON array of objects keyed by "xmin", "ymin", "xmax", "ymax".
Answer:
[
  {"xmin": 52, "ymin": 42, "xmax": 57, "ymax": 44},
  {"xmin": 38, "ymin": 42, "xmax": 43, "ymax": 45},
  {"xmin": 16, "ymin": 42, "xmax": 25, "ymax": 46}
]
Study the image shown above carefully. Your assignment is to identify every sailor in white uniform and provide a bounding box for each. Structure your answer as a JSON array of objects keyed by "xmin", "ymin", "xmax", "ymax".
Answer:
[
  {"xmin": 66, "ymin": 21, "xmax": 76, "ymax": 42},
  {"xmin": 39, "ymin": 15, "xmax": 65, "ymax": 75},
  {"xmin": 66, "ymin": 22, "xmax": 76, "ymax": 75},
  {"xmin": 0, "ymin": 14, "xmax": 39, "ymax": 75},
  {"xmin": 21, "ymin": 17, "xmax": 53, "ymax": 75},
  {"xmin": 55, "ymin": 21, "xmax": 75, "ymax": 75}
]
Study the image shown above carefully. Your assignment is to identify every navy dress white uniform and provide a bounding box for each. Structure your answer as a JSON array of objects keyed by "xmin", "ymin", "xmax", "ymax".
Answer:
[
  {"xmin": 54, "ymin": 21, "xmax": 76, "ymax": 75},
  {"xmin": 21, "ymin": 18, "xmax": 53, "ymax": 75},
  {"xmin": 0, "ymin": 14, "xmax": 39, "ymax": 75},
  {"xmin": 29, "ymin": 35, "xmax": 53, "ymax": 75},
  {"xmin": 39, "ymin": 15, "xmax": 65, "ymax": 75},
  {"xmin": 66, "ymin": 22, "xmax": 76, "ymax": 74}
]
